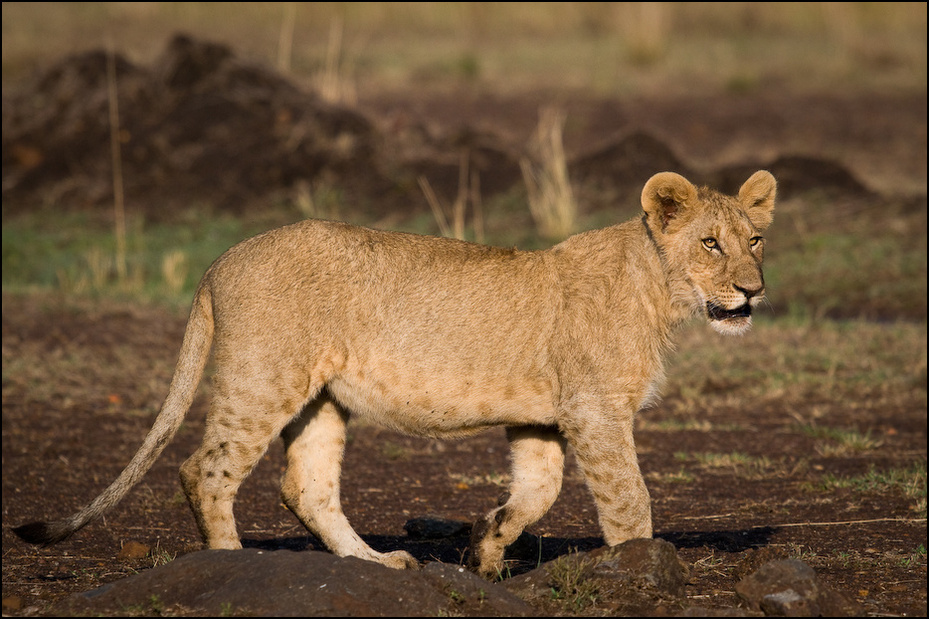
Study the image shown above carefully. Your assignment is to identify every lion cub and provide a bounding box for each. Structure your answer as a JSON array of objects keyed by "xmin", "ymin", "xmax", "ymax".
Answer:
[{"xmin": 15, "ymin": 170, "xmax": 775, "ymax": 578}]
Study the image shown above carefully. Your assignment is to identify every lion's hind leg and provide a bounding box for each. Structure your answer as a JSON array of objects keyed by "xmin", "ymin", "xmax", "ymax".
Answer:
[
  {"xmin": 280, "ymin": 396, "xmax": 419, "ymax": 569},
  {"xmin": 469, "ymin": 425, "xmax": 567, "ymax": 579},
  {"xmin": 179, "ymin": 386, "xmax": 302, "ymax": 550}
]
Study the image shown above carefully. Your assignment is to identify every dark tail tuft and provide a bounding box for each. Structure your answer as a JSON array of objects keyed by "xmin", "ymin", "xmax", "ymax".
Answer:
[{"xmin": 13, "ymin": 521, "xmax": 74, "ymax": 546}]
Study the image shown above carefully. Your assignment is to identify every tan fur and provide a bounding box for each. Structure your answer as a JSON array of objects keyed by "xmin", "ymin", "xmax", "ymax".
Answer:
[{"xmin": 14, "ymin": 171, "xmax": 776, "ymax": 579}]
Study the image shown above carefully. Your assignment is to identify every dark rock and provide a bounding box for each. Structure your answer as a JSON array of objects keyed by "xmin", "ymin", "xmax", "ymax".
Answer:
[
  {"xmin": 734, "ymin": 545, "xmax": 790, "ymax": 580},
  {"xmin": 421, "ymin": 562, "xmax": 540, "ymax": 616},
  {"xmin": 501, "ymin": 560, "xmax": 555, "ymax": 604},
  {"xmin": 51, "ymin": 548, "xmax": 538, "ymax": 617},
  {"xmin": 504, "ymin": 537, "xmax": 690, "ymax": 615},
  {"xmin": 593, "ymin": 537, "xmax": 690, "ymax": 598}
]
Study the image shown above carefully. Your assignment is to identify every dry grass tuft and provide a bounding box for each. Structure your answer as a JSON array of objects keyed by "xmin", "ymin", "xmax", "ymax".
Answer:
[
  {"xmin": 419, "ymin": 150, "xmax": 484, "ymax": 242},
  {"xmin": 316, "ymin": 16, "xmax": 356, "ymax": 106},
  {"xmin": 521, "ymin": 107, "xmax": 577, "ymax": 241}
]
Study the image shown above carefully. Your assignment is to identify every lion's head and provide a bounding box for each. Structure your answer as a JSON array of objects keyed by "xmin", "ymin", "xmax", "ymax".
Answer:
[{"xmin": 641, "ymin": 170, "xmax": 776, "ymax": 335}]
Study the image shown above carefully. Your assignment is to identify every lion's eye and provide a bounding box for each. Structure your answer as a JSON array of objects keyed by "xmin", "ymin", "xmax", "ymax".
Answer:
[
  {"xmin": 749, "ymin": 236, "xmax": 763, "ymax": 248},
  {"xmin": 702, "ymin": 237, "xmax": 719, "ymax": 251}
]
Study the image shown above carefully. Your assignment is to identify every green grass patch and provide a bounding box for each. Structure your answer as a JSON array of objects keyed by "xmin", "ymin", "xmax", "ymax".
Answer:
[
  {"xmin": 665, "ymin": 320, "xmax": 928, "ymax": 411},
  {"xmin": 766, "ymin": 230, "xmax": 927, "ymax": 321},
  {"xmin": 2, "ymin": 211, "xmax": 273, "ymax": 309},
  {"xmin": 639, "ymin": 418, "xmax": 745, "ymax": 432},
  {"xmin": 900, "ymin": 544, "xmax": 926, "ymax": 568},
  {"xmin": 673, "ymin": 451, "xmax": 781, "ymax": 480},
  {"xmin": 799, "ymin": 424, "xmax": 883, "ymax": 456},
  {"xmin": 546, "ymin": 550, "xmax": 600, "ymax": 613},
  {"xmin": 646, "ymin": 468, "xmax": 695, "ymax": 485},
  {"xmin": 808, "ymin": 463, "xmax": 927, "ymax": 518}
]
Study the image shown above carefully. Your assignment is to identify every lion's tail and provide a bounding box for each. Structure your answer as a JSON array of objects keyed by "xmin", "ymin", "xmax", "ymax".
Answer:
[{"xmin": 13, "ymin": 284, "xmax": 215, "ymax": 545}]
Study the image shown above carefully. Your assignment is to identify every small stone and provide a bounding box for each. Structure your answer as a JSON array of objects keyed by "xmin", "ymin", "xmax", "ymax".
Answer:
[
  {"xmin": 117, "ymin": 541, "xmax": 151, "ymax": 560},
  {"xmin": 735, "ymin": 559, "xmax": 863, "ymax": 617},
  {"xmin": 2, "ymin": 596, "xmax": 24, "ymax": 612}
]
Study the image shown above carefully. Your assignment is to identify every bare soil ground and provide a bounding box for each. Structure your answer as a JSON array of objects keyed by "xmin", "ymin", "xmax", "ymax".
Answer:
[
  {"xmin": 2, "ymin": 296, "xmax": 925, "ymax": 616},
  {"xmin": 2, "ymin": 35, "xmax": 926, "ymax": 616}
]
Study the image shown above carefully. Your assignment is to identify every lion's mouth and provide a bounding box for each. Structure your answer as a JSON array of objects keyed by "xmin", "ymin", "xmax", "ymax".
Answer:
[{"xmin": 706, "ymin": 302, "xmax": 752, "ymax": 321}]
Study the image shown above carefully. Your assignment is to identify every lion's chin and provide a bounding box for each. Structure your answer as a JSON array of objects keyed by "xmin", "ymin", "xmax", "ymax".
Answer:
[
  {"xmin": 706, "ymin": 302, "xmax": 753, "ymax": 336},
  {"xmin": 709, "ymin": 315, "xmax": 753, "ymax": 335}
]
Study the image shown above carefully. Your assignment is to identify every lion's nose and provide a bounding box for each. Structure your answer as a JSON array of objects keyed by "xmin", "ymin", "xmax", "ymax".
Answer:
[{"xmin": 734, "ymin": 283, "xmax": 764, "ymax": 300}]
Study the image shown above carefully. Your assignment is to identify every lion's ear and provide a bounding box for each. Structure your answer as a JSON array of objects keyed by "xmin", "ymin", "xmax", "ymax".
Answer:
[
  {"xmin": 738, "ymin": 170, "xmax": 776, "ymax": 231},
  {"xmin": 641, "ymin": 172, "xmax": 698, "ymax": 232}
]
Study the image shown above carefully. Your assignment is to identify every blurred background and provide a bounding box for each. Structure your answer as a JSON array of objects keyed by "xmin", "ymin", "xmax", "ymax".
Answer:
[
  {"xmin": 3, "ymin": 2, "xmax": 926, "ymax": 95},
  {"xmin": 2, "ymin": 2, "xmax": 926, "ymax": 319}
]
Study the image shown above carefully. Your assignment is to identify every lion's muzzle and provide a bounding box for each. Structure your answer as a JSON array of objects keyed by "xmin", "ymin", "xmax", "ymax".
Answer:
[{"xmin": 706, "ymin": 302, "xmax": 752, "ymax": 321}]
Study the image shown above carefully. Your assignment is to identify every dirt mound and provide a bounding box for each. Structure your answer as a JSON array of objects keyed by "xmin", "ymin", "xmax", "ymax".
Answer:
[
  {"xmin": 571, "ymin": 132, "xmax": 693, "ymax": 192},
  {"xmin": 2, "ymin": 34, "xmax": 397, "ymax": 221},
  {"xmin": 3, "ymin": 34, "xmax": 882, "ymax": 225},
  {"xmin": 569, "ymin": 131, "xmax": 694, "ymax": 210},
  {"xmin": 570, "ymin": 132, "xmax": 875, "ymax": 209},
  {"xmin": 1, "ymin": 34, "xmax": 533, "ymax": 223},
  {"xmin": 708, "ymin": 154, "xmax": 873, "ymax": 200}
]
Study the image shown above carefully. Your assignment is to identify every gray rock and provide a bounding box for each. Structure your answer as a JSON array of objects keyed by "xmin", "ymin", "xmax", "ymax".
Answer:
[
  {"xmin": 52, "ymin": 549, "xmax": 538, "ymax": 617},
  {"xmin": 593, "ymin": 537, "xmax": 690, "ymax": 598},
  {"xmin": 735, "ymin": 559, "xmax": 863, "ymax": 617},
  {"xmin": 504, "ymin": 538, "xmax": 690, "ymax": 615}
]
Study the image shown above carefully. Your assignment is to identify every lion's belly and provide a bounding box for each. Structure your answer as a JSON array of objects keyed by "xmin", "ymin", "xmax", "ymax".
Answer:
[{"xmin": 325, "ymin": 367, "xmax": 558, "ymax": 438}]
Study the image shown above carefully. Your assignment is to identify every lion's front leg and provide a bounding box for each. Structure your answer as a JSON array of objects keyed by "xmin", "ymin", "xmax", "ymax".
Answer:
[
  {"xmin": 281, "ymin": 397, "xmax": 418, "ymax": 570},
  {"xmin": 564, "ymin": 408, "xmax": 652, "ymax": 546},
  {"xmin": 469, "ymin": 425, "xmax": 567, "ymax": 579}
]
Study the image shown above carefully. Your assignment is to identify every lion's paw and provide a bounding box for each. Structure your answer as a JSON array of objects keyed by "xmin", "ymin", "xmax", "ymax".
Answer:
[{"xmin": 381, "ymin": 549, "xmax": 420, "ymax": 570}]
